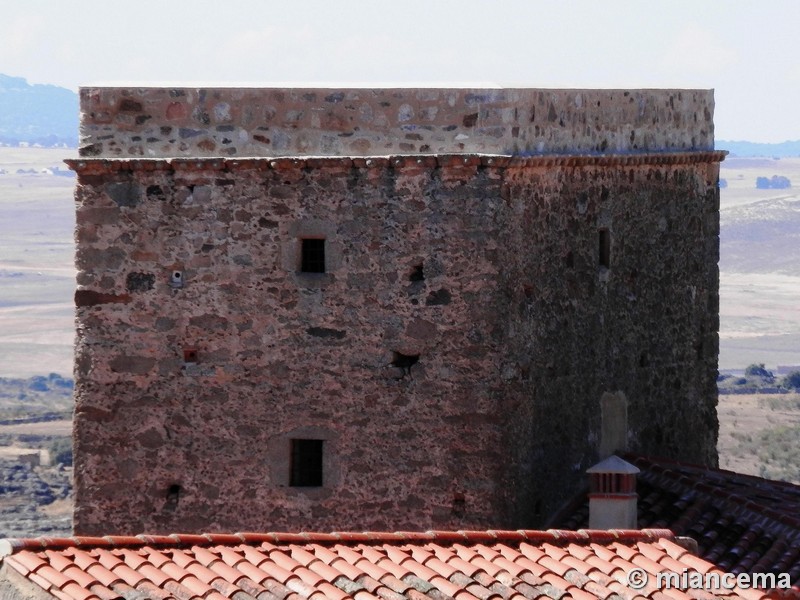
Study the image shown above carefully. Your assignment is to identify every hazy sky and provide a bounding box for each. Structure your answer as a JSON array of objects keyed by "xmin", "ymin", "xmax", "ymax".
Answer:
[{"xmin": 2, "ymin": 0, "xmax": 798, "ymax": 142}]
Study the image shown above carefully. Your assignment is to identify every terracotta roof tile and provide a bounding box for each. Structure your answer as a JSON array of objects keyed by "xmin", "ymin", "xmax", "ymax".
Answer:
[
  {"xmin": 603, "ymin": 578, "xmax": 644, "ymax": 600},
  {"xmin": 83, "ymin": 564, "xmax": 122, "ymax": 589},
  {"xmin": 240, "ymin": 547, "xmax": 272, "ymax": 569},
  {"xmin": 403, "ymin": 559, "xmax": 441, "ymax": 583},
  {"xmin": 449, "ymin": 556, "xmax": 487, "ymax": 580},
  {"xmin": 581, "ymin": 578, "xmax": 617, "ymax": 600},
  {"xmin": 6, "ymin": 552, "xmax": 48, "ymax": 575},
  {"xmin": 677, "ymin": 555, "xmax": 716, "ymax": 575},
  {"xmin": 467, "ymin": 556, "xmax": 507, "ymax": 579},
  {"xmin": 564, "ymin": 546, "xmax": 594, "ymax": 563},
  {"xmin": 95, "ymin": 563, "xmax": 144, "ymax": 589},
  {"xmin": 429, "ymin": 557, "xmax": 463, "ymax": 581},
  {"xmin": 233, "ymin": 561, "xmax": 274, "ymax": 586},
  {"xmin": 2, "ymin": 529, "xmax": 791, "ymax": 600},
  {"xmin": 327, "ymin": 559, "xmax": 365, "ymax": 583},
  {"xmin": 62, "ymin": 566, "xmax": 101, "ymax": 591},
  {"xmin": 284, "ymin": 575, "xmax": 320, "ymax": 598},
  {"xmin": 658, "ymin": 588, "xmax": 694, "ymax": 600},
  {"xmin": 584, "ymin": 556, "xmax": 623, "ymax": 577},
  {"xmin": 538, "ymin": 571, "xmax": 572, "ymax": 592},
  {"xmin": 571, "ymin": 588, "xmax": 603, "ymax": 600},
  {"xmin": 376, "ymin": 573, "xmax": 411, "ymax": 596},
  {"xmin": 61, "ymin": 581, "xmax": 99, "ymax": 600},
  {"xmin": 199, "ymin": 560, "xmax": 247, "ymax": 586}
]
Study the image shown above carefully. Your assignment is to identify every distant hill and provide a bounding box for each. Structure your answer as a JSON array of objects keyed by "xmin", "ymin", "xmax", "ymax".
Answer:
[
  {"xmin": 718, "ymin": 139, "xmax": 800, "ymax": 158},
  {"xmin": 0, "ymin": 74, "xmax": 78, "ymax": 147}
]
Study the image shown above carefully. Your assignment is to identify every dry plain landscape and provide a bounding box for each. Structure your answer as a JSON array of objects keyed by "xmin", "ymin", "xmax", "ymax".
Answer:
[
  {"xmin": 0, "ymin": 147, "xmax": 76, "ymax": 378},
  {"xmin": 718, "ymin": 156, "xmax": 800, "ymax": 370},
  {"xmin": 0, "ymin": 147, "xmax": 798, "ymax": 536}
]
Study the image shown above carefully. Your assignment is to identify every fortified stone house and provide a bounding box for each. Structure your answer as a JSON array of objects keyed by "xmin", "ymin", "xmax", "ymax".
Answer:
[{"xmin": 66, "ymin": 86, "xmax": 724, "ymax": 535}]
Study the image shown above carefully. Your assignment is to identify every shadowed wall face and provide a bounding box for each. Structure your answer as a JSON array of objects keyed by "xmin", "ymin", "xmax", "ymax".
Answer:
[{"xmin": 69, "ymin": 87, "xmax": 721, "ymax": 535}]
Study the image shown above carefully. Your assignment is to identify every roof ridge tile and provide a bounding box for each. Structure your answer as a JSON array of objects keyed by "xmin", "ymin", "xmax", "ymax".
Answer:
[
  {"xmin": 136, "ymin": 536, "xmax": 177, "ymax": 546},
  {"xmin": 485, "ymin": 531, "xmax": 528, "ymax": 543},
  {"xmin": 0, "ymin": 529, "xmax": 679, "ymax": 559}
]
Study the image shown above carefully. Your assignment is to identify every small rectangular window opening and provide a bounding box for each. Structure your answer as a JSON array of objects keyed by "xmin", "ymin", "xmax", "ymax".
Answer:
[
  {"xmin": 301, "ymin": 238, "xmax": 326, "ymax": 273},
  {"xmin": 598, "ymin": 229, "xmax": 611, "ymax": 268},
  {"xmin": 290, "ymin": 439, "xmax": 323, "ymax": 487}
]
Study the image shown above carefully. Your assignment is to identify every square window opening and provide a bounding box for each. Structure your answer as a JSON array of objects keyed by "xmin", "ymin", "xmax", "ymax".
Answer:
[
  {"xmin": 598, "ymin": 229, "xmax": 611, "ymax": 268},
  {"xmin": 290, "ymin": 439, "xmax": 324, "ymax": 487},
  {"xmin": 301, "ymin": 238, "xmax": 326, "ymax": 273}
]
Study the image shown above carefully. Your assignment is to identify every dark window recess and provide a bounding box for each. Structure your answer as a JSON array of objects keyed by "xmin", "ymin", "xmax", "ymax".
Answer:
[
  {"xmin": 452, "ymin": 492, "xmax": 465, "ymax": 517},
  {"xmin": 301, "ymin": 239, "xmax": 326, "ymax": 273},
  {"xmin": 391, "ymin": 351, "xmax": 419, "ymax": 376},
  {"xmin": 409, "ymin": 263, "xmax": 425, "ymax": 282},
  {"xmin": 290, "ymin": 439, "xmax": 324, "ymax": 487},
  {"xmin": 166, "ymin": 484, "xmax": 181, "ymax": 509},
  {"xmin": 598, "ymin": 229, "xmax": 611, "ymax": 268}
]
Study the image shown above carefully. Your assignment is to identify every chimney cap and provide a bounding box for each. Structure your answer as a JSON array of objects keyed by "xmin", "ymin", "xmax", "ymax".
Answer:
[{"xmin": 587, "ymin": 455, "xmax": 640, "ymax": 475}]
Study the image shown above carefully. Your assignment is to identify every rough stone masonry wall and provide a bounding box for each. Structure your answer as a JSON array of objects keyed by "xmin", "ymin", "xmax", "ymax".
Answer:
[
  {"xmin": 79, "ymin": 87, "xmax": 715, "ymax": 159},
  {"xmin": 499, "ymin": 158, "xmax": 721, "ymax": 524},
  {"xmin": 69, "ymin": 151, "xmax": 722, "ymax": 535},
  {"xmin": 71, "ymin": 156, "xmax": 514, "ymax": 535}
]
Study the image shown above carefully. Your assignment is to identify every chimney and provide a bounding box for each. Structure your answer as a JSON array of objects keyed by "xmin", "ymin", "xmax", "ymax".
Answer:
[{"xmin": 587, "ymin": 455, "xmax": 639, "ymax": 529}]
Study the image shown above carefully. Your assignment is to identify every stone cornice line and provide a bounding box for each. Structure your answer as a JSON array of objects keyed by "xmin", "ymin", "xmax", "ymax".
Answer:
[{"xmin": 65, "ymin": 151, "xmax": 727, "ymax": 174}]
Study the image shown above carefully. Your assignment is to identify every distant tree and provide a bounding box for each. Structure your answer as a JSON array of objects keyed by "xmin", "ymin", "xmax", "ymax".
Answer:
[
  {"xmin": 745, "ymin": 363, "xmax": 774, "ymax": 379},
  {"xmin": 28, "ymin": 376, "xmax": 49, "ymax": 392},
  {"xmin": 770, "ymin": 175, "xmax": 791, "ymax": 189},
  {"xmin": 755, "ymin": 175, "xmax": 791, "ymax": 189},
  {"xmin": 782, "ymin": 371, "xmax": 800, "ymax": 390},
  {"xmin": 48, "ymin": 438, "xmax": 72, "ymax": 466}
]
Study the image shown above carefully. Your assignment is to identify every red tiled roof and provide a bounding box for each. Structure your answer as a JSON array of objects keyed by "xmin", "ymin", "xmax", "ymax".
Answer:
[
  {"xmin": 555, "ymin": 455, "xmax": 800, "ymax": 587},
  {"xmin": 0, "ymin": 529, "xmax": 795, "ymax": 600}
]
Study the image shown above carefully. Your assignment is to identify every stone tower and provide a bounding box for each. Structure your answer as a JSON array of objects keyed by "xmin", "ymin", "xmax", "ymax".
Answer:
[{"xmin": 68, "ymin": 87, "xmax": 723, "ymax": 535}]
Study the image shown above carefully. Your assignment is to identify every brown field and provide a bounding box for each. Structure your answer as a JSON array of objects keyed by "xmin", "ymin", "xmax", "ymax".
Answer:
[
  {"xmin": 0, "ymin": 419, "xmax": 72, "ymax": 436},
  {"xmin": 717, "ymin": 392, "xmax": 800, "ymax": 482}
]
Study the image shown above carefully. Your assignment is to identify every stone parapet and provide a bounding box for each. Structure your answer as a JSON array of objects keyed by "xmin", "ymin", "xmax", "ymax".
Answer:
[{"xmin": 78, "ymin": 87, "xmax": 715, "ymax": 158}]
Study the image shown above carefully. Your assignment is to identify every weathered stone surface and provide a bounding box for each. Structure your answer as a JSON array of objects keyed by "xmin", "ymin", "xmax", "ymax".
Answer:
[
  {"xmin": 108, "ymin": 355, "xmax": 156, "ymax": 375},
  {"xmin": 78, "ymin": 87, "xmax": 715, "ymax": 158},
  {"xmin": 105, "ymin": 181, "xmax": 140, "ymax": 207},
  {"xmin": 306, "ymin": 327, "xmax": 347, "ymax": 339},
  {"xmin": 125, "ymin": 272, "xmax": 155, "ymax": 292}
]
